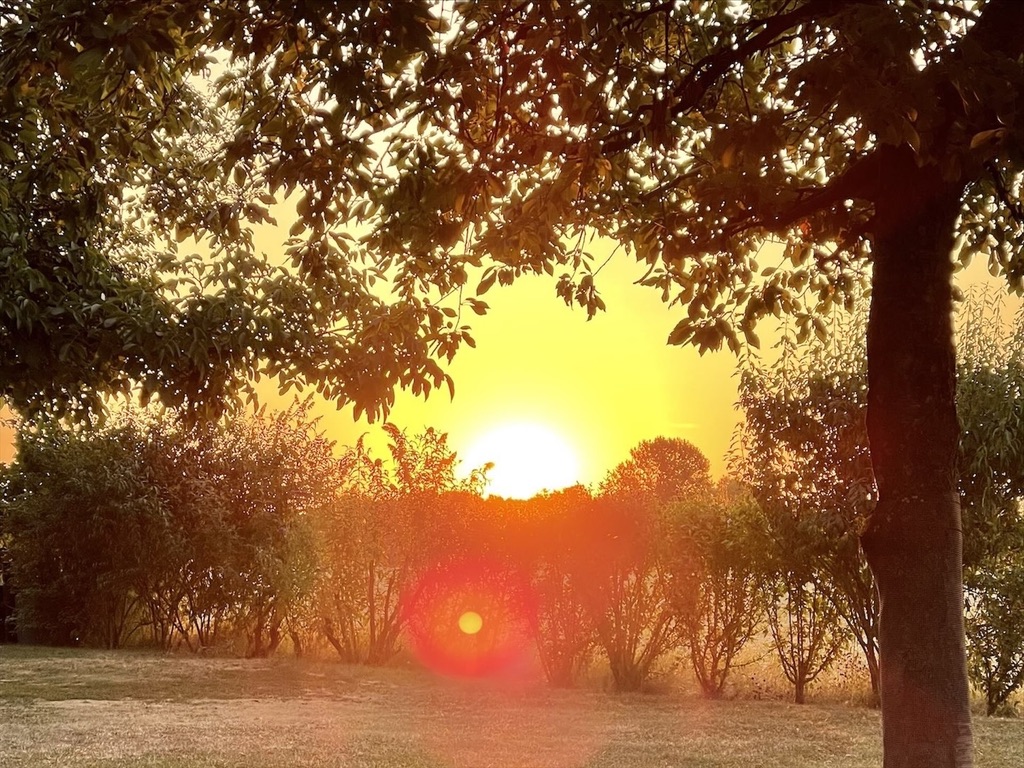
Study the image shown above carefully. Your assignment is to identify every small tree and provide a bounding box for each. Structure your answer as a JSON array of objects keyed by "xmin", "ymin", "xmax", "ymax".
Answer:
[
  {"xmin": 665, "ymin": 489, "xmax": 766, "ymax": 698},
  {"xmin": 506, "ymin": 488, "xmax": 597, "ymax": 688},
  {"xmin": 957, "ymin": 295, "xmax": 1024, "ymax": 570},
  {"xmin": 749, "ymin": 495, "xmax": 849, "ymax": 705},
  {"xmin": 578, "ymin": 439, "xmax": 712, "ymax": 692},
  {"xmin": 965, "ymin": 551, "xmax": 1024, "ymax": 716},
  {"xmin": 767, "ymin": 574, "xmax": 848, "ymax": 705},
  {"xmin": 3, "ymin": 418, "xmax": 168, "ymax": 647},
  {"xmin": 313, "ymin": 491, "xmax": 371, "ymax": 663},
  {"xmin": 2, "ymin": 402, "xmax": 335, "ymax": 654},
  {"xmin": 211, "ymin": 403, "xmax": 330, "ymax": 657},
  {"xmin": 958, "ymin": 295, "xmax": 1024, "ymax": 714},
  {"xmin": 575, "ymin": 496, "xmax": 679, "ymax": 692},
  {"xmin": 735, "ymin": 314, "xmax": 879, "ymax": 698},
  {"xmin": 316, "ymin": 425, "xmax": 482, "ymax": 664},
  {"xmin": 603, "ymin": 438, "xmax": 712, "ymax": 506}
]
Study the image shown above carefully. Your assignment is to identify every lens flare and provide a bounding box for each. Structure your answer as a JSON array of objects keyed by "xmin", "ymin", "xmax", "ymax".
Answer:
[
  {"xmin": 402, "ymin": 557, "xmax": 537, "ymax": 678},
  {"xmin": 458, "ymin": 611, "xmax": 483, "ymax": 635}
]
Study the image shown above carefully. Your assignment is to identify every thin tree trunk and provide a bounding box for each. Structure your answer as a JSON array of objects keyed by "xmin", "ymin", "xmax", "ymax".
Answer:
[
  {"xmin": 865, "ymin": 641, "xmax": 880, "ymax": 707},
  {"xmin": 861, "ymin": 149, "xmax": 972, "ymax": 768}
]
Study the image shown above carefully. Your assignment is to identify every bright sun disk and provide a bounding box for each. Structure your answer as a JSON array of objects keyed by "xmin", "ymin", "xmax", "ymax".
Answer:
[{"xmin": 462, "ymin": 422, "xmax": 581, "ymax": 499}]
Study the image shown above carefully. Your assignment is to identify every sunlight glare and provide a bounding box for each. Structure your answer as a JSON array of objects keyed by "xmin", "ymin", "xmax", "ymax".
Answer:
[{"xmin": 463, "ymin": 422, "xmax": 581, "ymax": 499}]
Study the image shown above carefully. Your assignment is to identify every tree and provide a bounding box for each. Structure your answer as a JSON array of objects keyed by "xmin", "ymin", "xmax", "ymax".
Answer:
[
  {"xmin": 138, "ymin": 419, "xmax": 236, "ymax": 651},
  {"xmin": 2, "ymin": 417, "xmax": 169, "ymax": 647},
  {"xmin": 956, "ymin": 295, "xmax": 1024, "ymax": 571},
  {"xmin": 492, "ymin": 488, "xmax": 599, "ymax": 688},
  {"xmin": 7, "ymin": 2, "xmax": 1024, "ymax": 763},
  {"xmin": 757, "ymin": 501, "xmax": 851, "ymax": 705},
  {"xmin": 317, "ymin": 425, "xmax": 482, "ymax": 664},
  {"xmin": 663, "ymin": 488, "xmax": 766, "ymax": 699},
  {"xmin": 313, "ymin": 490, "xmax": 371, "ymax": 662},
  {"xmin": 575, "ymin": 492, "xmax": 680, "ymax": 692},
  {"xmin": 576, "ymin": 439, "xmax": 712, "ymax": 692},
  {"xmin": 210, "ymin": 402, "xmax": 329, "ymax": 657},
  {"xmin": 1, "ymin": 402, "xmax": 335, "ymax": 653},
  {"xmin": 739, "ymin": 296, "xmax": 1024, "ymax": 712},
  {"xmin": 956, "ymin": 294, "xmax": 1024, "ymax": 714},
  {"xmin": 735, "ymin": 315, "xmax": 880, "ymax": 699},
  {"xmin": 965, "ymin": 551, "xmax": 1024, "ymax": 716},
  {"xmin": 601, "ymin": 437, "xmax": 712, "ymax": 505},
  {"xmin": 0, "ymin": 2, "xmax": 457, "ymax": 421}
]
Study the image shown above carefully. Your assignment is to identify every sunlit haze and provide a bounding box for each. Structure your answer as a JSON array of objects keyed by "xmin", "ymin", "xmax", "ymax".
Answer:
[{"xmin": 247, "ymin": 230, "xmax": 1015, "ymax": 491}]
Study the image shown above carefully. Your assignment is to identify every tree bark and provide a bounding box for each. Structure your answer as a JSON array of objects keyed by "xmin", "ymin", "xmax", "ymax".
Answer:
[{"xmin": 861, "ymin": 149, "xmax": 972, "ymax": 768}]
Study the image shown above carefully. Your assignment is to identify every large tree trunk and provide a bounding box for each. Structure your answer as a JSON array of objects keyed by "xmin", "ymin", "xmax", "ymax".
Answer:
[{"xmin": 861, "ymin": 150, "xmax": 972, "ymax": 768}]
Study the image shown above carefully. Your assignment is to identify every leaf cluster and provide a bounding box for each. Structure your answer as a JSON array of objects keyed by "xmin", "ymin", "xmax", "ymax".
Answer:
[{"xmin": 6, "ymin": 1, "xmax": 1024, "ymax": 420}]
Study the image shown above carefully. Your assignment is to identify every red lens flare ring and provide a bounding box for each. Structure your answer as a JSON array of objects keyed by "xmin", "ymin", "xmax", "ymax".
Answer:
[{"xmin": 402, "ymin": 557, "xmax": 538, "ymax": 678}]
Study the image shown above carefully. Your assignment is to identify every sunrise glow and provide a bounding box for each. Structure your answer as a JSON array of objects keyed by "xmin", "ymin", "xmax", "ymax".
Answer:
[{"xmin": 462, "ymin": 422, "xmax": 582, "ymax": 499}]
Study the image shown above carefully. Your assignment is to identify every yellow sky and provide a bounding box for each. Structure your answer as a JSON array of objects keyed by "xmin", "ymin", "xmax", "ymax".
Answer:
[
  {"xmin": 284, "ymin": 244, "xmax": 744, "ymax": 492},
  {"xmin": 272, "ymin": 245, "xmax": 1014, "ymax": 497}
]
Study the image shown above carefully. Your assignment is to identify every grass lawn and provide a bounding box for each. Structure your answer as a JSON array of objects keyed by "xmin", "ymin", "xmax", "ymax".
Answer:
[{"xmin": 0, "ymin": 646, "xmax": 1020, "ymax": 768}]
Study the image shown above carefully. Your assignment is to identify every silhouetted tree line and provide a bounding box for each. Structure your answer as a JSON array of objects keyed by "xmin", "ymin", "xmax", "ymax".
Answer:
[{"xmin": 1, "ymin": 308, "xmax": 1022, "ymax": 712}]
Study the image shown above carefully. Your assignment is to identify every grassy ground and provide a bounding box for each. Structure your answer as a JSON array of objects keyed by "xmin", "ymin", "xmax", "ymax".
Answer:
[{"xmin": 0, "ymin": 646, "xmax": 1020, "ymax": 768}]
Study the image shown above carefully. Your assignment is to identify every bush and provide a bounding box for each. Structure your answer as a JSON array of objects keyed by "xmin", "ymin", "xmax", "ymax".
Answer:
[{"xmin": 966, "ymin": 552, "xmax": 1024, "ymax": 716}]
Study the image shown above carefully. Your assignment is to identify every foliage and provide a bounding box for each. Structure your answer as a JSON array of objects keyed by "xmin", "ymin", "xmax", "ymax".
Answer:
[
  {"xmin": 0, "ymin": 1, "xmax": 471, "ymax": 421},
  {"xmin": 956, "ymin": 294, "xmax": 1024, "ymax": 570},
  {"xmin": 737, "ymin": 296, "xmax": 1024, "ymax": 706},
  {"xmin": 313, "ymin": 425, "xmax": 483, "ymax": 664},
  {"xmin": 577, "ymin": 439, "xmax": 714, "ymax": 692},
  {"xmin": 965, "ymin": 551, "xmax": 1024, "ymax": 716},
  {"xmin": 601, "ymin": 437, "xmax": 712, "ymax": 504},
  {"xmin": 957, "ymin": 292, "xmax": 1024, "ymax": 713},
  {"xmin": 664, "ymin": 486, "xmax": 767, "ymax": 699},
  {"xmin": 0, "ymin": 402, "xmax": 333, "ymax": 653},
  {"xmin": 734, "ymin": 312, "xmax": 878, "ymax": 697},
  {"xmin": 2, "ymin": 417, "xmax": 167, "ymax": 647},
  {"xmin": 208, "ymin": 402, "xmax": 333, "ymax": 657},
  {"xmin": 499, "ymin": 487, "xmax": 599, "ymax": 688},
  {"xmin": 5, "ymin": 2, "xmax": 1021, "ymax": 420}
]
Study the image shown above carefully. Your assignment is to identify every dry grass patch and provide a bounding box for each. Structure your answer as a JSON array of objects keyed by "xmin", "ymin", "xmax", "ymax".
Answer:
[{"xmin": 0, "ymin": 646, "xmax": 1020, "ymax": 768}]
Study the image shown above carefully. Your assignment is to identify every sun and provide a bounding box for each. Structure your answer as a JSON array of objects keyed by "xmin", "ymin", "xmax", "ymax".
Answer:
[{"xmin": 462, "ymin": 422, "xmax": 581, "ymax": 499}]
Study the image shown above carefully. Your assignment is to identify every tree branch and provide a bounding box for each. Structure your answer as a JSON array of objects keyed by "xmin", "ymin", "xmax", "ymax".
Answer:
[
  {"xmin": 601, "ymin": 0, "xmax": 878, "ymax": 155},
  {"xmin": 736, "ymin": 0, "xmax": 1024, "ymax": 238}
]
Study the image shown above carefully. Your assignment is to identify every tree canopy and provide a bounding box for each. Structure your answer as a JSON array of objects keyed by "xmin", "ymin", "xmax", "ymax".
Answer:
[{"xmin": 4, "ymin": 1, "xmax": 1022, "ymax": 420}]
